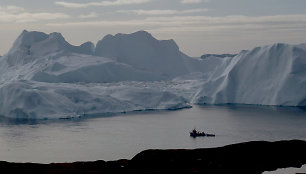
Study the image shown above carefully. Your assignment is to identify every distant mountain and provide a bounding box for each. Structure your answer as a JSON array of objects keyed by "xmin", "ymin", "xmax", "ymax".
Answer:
[{"xmin": 201, "ymin": 54, "xmax": 237, "ymax": 59}]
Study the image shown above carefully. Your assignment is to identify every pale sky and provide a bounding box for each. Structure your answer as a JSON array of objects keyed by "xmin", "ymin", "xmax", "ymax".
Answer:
[{"xmin": 1, "ymin": 0, "xmax": 306, "ymax": 57}]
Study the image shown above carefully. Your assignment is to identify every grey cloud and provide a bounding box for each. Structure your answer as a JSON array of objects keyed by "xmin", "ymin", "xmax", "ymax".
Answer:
[{"xmin": 55, "ymin": 0, "xmax": 150, "ymax": 8}]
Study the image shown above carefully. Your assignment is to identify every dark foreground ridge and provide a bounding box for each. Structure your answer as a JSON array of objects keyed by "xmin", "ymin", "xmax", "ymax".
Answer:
[{"xmin": 1, "ymin": 140, "xmax": 306, "ymax": 174}]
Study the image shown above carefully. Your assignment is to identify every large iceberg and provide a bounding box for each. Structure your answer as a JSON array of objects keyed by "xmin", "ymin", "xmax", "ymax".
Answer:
[
  {"xmin": 0, "ymin": 30, "xmax": 305, "ymax": 119},
  {"xmin": 95, "ymin": 30, "xmax": 208, "ymax": 79},
  {"xmin": 195, "ymin": 43, "xmax": 306, "ymax": 106},
  {"xmin": 0, "ymin": 30, "xmax": 202, "ymax": 119}
]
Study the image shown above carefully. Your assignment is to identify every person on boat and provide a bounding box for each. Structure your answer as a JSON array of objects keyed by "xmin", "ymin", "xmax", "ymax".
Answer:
[{"xmin": 192, "ymin": 129, "xmax": 197, "ymax": 134}]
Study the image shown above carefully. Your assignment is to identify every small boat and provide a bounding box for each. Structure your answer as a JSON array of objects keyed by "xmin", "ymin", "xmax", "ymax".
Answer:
[{"xmin": 190, "ymin": 129, "xmax": 215, "ymax": 138}]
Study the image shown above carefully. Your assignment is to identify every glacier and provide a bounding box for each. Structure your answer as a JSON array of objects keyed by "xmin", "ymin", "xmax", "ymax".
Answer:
[{"xmin": 0, "ymin": 30, "xmax": 305, "ymax": 119}]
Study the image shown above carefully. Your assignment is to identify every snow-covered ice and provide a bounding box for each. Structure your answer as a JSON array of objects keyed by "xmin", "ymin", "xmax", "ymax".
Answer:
[{"xmin": 0, "ymin": 30, "xmax": 305, "ymax": 119}]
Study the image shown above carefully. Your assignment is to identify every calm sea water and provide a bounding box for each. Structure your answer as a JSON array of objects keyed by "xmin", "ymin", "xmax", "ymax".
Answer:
[{"xmin": 0, "ymin": 105, "xmax": 305, "ymax": 163}]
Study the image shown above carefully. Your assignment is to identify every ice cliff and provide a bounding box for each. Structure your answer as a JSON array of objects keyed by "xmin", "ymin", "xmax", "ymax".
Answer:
[{"xmin": 195, "ymin": 43, "xmax": 306, "ymax": 106}]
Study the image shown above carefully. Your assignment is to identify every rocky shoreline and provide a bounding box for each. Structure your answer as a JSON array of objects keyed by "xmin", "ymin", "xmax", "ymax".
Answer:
[{"xmin": 1, "ymin": 140, "xmax": 305, "ymax": 174}]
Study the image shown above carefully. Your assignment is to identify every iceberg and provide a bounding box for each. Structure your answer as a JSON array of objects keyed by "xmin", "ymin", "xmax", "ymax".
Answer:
[
  {"xmin": 195, "ymin": 43, "xmax": 306, "ymax": 106},
  {"xmin": 95, "ymin": 30, "xmax": 208, "ymax": 79},
  {"xmin": 201, "ymin": 54, "xmax": 237, "ymax": 59},
  {"xmin": 0, "ymin": 30, "xmax": 305, "ymax": 119},
  {"xmin": 0, "ymin": 30, "xmax": 198, "ymax": 119}
]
